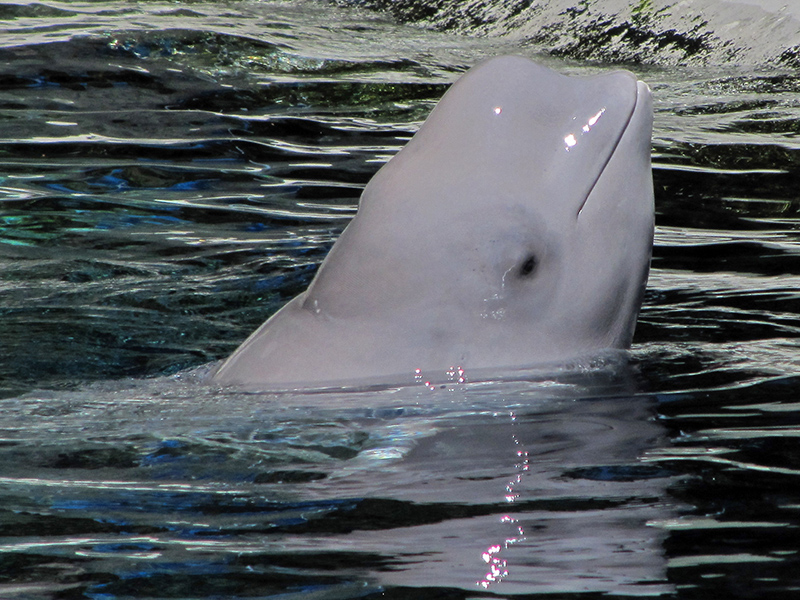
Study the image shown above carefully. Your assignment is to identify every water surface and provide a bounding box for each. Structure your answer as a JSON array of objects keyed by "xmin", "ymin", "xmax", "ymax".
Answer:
[{"xmin": 1, "ymin": 1, "xmax": 800, "ymax": 598}]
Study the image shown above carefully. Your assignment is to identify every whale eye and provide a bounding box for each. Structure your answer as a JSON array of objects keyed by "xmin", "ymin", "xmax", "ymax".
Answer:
[{"xmin": 518, "ymin": 254, "xmax": 537, "ymax": 278}]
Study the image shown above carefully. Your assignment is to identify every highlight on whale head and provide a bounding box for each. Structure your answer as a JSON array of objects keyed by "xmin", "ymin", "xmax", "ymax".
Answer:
[{"xmin": 211, "ymin": 55, "xmax": 654, "ymax": 389}]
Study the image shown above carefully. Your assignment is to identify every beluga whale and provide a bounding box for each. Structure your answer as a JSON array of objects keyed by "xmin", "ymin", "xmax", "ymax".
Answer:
[{"xmin": 212, "ymin": 55, "xmax": 654, "ymax": 389}]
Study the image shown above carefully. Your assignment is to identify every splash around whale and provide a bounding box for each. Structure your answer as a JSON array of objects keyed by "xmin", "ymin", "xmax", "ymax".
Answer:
[{"xmin": 211, "ymin": 55, "xmax": 654, "ymax": 389}]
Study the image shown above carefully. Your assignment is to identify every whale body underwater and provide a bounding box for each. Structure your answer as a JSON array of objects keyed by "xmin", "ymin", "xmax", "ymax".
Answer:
[{"xmin": 211, "ymin": 55, "xmax": 654, "ymax": 389}]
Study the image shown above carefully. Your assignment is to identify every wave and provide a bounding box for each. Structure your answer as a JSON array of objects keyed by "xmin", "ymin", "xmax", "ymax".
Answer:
[{"xmin": 340, "ymin": 0, "xmax": 800, "ymax": 67}]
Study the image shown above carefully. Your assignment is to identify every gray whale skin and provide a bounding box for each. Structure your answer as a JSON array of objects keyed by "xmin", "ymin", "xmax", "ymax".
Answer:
[{"xmin": 212, "ymin": 55, "xmax": 654, "ymax": 388}]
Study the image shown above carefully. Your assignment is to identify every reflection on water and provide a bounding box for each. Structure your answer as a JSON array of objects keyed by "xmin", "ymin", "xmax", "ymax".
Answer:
[
  {"xmin": 0, "ymin": 374, "xmax": 675, "ymax": 597},
  {"xmin": 338, "ymin": 394, "xmax": 674, "ymax": 595},
  {"xmin": 1, "ymin": 1, "xmax": 800, "ymax": 598},
  {"xmin": 478, "ymin": 412, "xmax": 527, "ymax": 590}
]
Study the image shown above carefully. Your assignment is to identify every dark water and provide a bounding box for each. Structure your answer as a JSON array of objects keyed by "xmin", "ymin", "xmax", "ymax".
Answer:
[{"xmin": 2, "ymin": 1, "xmax": 800, "ymax": 598}]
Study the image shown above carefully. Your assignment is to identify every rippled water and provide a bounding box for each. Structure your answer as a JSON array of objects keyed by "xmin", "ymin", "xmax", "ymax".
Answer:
[{"xmin": 2, "ymin": 1, "xmax": 800, "ymax": 598}]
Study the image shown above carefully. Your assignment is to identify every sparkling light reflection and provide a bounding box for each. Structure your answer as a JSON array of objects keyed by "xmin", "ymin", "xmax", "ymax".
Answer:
[
  {"xmin": 477, "ymin": 411, "xmax": 528, "ymax": 589},
  {"xmin": 585, "ymin": 108, "xmax": 604, "ymax": 130},
  {"xmin": 413, "ymin": 366, "xmax": 466, "ymax": 389},
  {"xmin": 564, "ymin": 107, "xmax": 606, "ymax": 151}
]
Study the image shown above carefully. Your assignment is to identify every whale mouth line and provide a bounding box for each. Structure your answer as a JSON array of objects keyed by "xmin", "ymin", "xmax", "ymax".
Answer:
[{"xmin": 575, "ymin": 84, "xmax": 640, "ymax": 219}]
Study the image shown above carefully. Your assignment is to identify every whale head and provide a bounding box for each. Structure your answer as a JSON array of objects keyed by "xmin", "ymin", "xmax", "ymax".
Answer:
[{"xmin": 212, "ymin": 55, "xmax": 654, "ymax": 388}]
